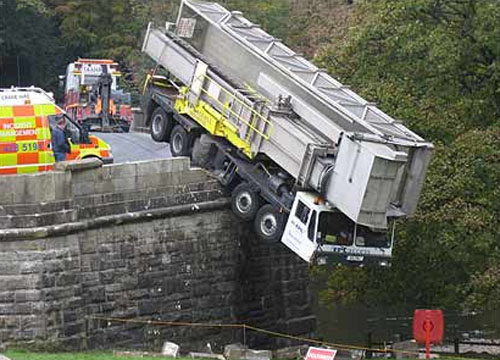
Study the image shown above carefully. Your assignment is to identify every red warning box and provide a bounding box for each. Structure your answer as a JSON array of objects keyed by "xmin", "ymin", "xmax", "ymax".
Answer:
[
  {"xmin": 305, "ymin": 347, "xmax": 337, "ymax": 360},
  {"xmin": 413, "ymin": 309, "xmax": 444, "ymax": 344}
]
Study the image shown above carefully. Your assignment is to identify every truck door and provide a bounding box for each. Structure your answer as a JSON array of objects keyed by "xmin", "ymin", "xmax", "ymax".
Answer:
[{"xmin": 281, "ymin": 196, "xmax": 318, "ymax": 262}]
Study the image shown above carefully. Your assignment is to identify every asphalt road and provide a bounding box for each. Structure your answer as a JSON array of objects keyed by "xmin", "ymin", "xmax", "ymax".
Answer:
[{"xmin": 93, "ymin": 131, "xmax": 172, "ymax": 163}]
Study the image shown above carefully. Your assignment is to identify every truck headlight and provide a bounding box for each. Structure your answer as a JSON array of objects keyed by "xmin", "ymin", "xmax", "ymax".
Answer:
[{"xmin": 355, "ymin": 236, "xmax": 365, "ymax": 246}]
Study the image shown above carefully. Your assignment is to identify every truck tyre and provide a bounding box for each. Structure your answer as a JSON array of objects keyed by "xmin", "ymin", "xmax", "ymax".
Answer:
[
  {"xmin": 150, "ymin": 107, "xmax": 171, "ymax": 142},
  {"xmin": 231, "ymin": 182, "xmax": 260, "ymax": 221},
  {"xmin": 119, "ymin": 120, "xmax": 131, "ymax": 133},
  {"xmin": 191, "ymin": 135, "xmax": 211, "ymax": 167},
  {"xmin": 254, "ymin": 204, "xmax": 285, "ymax": 243},
  {"xmin": 170, "ymin": 124, "xmax": 191, "ymax": 157}
]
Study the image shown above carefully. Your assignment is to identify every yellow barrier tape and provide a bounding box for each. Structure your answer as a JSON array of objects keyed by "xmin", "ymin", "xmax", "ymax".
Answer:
[
  {"xmin": 92, "ymin": 316, "xmax": 243, "ymax": 328},
  {"xmin": 89, "ymin": 316, "xmax": 480, "ymax": 360}
]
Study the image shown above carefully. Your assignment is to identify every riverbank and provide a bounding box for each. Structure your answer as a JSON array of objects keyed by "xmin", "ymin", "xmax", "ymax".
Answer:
[{"xmin": 4, "ymin": 351, "xmax": 170, "ymax": 360}]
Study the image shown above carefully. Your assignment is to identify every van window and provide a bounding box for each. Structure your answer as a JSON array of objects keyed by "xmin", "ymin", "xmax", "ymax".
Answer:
[
  {"xmin": 295, "ymin": 201, "xmax": 310, "ymax": 225},
  {"xmin": 308, "ymin": 210, "xmax": 316, "ymax": 242},
  {"xmin": 49, "ymin": 115, "xmax": 81, "ymax": 144}
]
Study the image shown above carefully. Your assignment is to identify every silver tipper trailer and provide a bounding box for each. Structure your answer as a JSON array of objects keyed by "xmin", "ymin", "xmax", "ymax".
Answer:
[{"xmin": 142, "ymin": 0, "xmax": 433, "ymax": 265}]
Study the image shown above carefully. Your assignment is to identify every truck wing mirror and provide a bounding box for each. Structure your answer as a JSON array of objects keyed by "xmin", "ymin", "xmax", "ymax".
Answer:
[{"xmin": 58, "ymin": 75, "xmax": 66, "ymax": 89}]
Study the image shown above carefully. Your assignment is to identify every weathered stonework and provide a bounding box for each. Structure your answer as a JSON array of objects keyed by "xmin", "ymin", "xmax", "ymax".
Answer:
[{"xmin": 0, "ymin": 158, "xmax": 315, "ymax": 351}]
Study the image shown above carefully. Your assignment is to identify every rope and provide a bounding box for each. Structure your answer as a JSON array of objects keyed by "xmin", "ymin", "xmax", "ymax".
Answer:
[{"xmin": 90, "ymin": 316, "xmax": 479, "ymax": 360}]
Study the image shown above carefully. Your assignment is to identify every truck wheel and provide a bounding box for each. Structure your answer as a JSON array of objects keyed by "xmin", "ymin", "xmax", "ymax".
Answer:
[
  {"xmin": 120, "ymin": 121, "xmax": 131, "ymax": 133},
  {"xmin": 150, "ymin": 107, "xmax": 171, "ymax": 142},
  {"xmin": 170, "ymin": 125, "xmax": 191, "ymax": 157},
  {"xmin": 231, "ymin": 182, "xmax": 260, "ymax": 221},
  {"xmin": 191, "ymin": 134, "xmax": 214, "ymax": 168},
  {"xmin": 254, "ymin": 204, "xmax": 285, "ymax": 243}
]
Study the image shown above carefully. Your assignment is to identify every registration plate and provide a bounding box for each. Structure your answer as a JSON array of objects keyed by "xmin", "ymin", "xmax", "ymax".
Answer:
[{"xmin": 347, "ymin": 255, "xmax": 364, "ymax": 262}]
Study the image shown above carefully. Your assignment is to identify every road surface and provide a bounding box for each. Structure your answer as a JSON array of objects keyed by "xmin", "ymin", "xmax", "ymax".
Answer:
[{"xmin": 93, "ymin": 131, "xmax": 171, "ymax": 163}]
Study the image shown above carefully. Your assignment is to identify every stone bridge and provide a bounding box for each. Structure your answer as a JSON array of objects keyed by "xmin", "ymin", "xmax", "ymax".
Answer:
[{"xmin": 0, "ymin": 158, "xmax": 315, "ymax": 351}]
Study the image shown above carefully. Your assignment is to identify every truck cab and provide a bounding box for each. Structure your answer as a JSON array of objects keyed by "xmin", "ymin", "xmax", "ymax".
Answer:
[{"xmin": 282, "ymin": 192, "xmax": 393, "ymax": 266}]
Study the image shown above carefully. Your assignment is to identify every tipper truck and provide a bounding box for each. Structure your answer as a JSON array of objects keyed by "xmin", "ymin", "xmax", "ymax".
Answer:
[{"xmin": 141, "ymin": 0, "xmax": 433, "ymax": 266}]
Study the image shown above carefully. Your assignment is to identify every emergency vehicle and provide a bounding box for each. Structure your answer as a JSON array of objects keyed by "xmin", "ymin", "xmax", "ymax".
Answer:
[
  {"xmin": 0, "ymin": 87, "xmax": 113, "ymax": 175},
  {"xmin": 62, "ymin": 59, "xmax": 133, "ymax": 132}
]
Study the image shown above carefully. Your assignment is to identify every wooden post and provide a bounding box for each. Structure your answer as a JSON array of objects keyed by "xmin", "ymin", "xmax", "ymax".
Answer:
[
  {"xmin": 454, "ymin": 337, "xmax": 460, "ymax": 355},
  {"xmin": 366, "ymin": 332, "xmax": 373, "ymax": 359},
  {"xmin": 424, "ymin": 320, "xmax": 431, "ymax": 360}
]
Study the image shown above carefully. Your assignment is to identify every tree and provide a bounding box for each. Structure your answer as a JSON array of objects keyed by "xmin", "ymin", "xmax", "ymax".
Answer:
[
  {"xmin": 218, "ymin": 0, "xmax": 290, "ymax": 42},
  {"xmin": 315, "ymin": 0, "xmax": 500, "ymax": 312},
  {"xmin": 0, "ymin": 0, "xmax": 62, "ymax": 88},
  {"xmin": 317, "ymin": 0, "xmax": 500, "ymax": 143},
  {"xmin": 52, "ymin": 0, "xmax": 140, "ymax": 62}
]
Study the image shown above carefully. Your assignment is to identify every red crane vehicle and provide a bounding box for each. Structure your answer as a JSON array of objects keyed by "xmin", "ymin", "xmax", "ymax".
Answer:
[{"xmin": 62, "ymin": 59, "xmax": 133, "ymax": 132}]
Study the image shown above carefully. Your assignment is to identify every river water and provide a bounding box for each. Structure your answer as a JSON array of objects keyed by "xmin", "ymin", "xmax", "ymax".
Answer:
[{"xmin": 312, "ymin": 295, "xmax": 500, "ymax": 346}]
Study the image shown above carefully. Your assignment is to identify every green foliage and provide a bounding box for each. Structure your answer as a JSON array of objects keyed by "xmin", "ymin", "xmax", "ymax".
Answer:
[
  {"xmin": 48, "ymin": 0, "xmax": 183, "ymax": 98},
  {"xmin": 315, "ymin": 0, "xmax": 500, "ymax": 312},
  {"xmin": 1, "ymin": 0, "xmax": 290, "ymax": 98},
  {"xmin": 0, "ymin": 0, "xmax": 62, "ymax": 88},
  {"xmin": 16, "ymin": 0, "xmax": 48, "ymax": 13},
  {"xmin": 286, "ymin": 0, "xmax": 354, "ymax": 57},
  {"xmin": 218, "ymin": 0, "xmax": 290, "ymax": 41},
  {"xmin": 466, "ymin": 264, "xmax": 500, "ymax": 310},
  {"xmin": 55, "ymin": 0, "xmax": 140, "ymax": 61},
  {"xmin": 318, "ymin": 0, "xmax": 500, "ymax": 143}
]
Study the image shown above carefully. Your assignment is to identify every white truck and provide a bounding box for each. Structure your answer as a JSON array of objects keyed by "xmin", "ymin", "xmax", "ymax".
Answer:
[{"xmin": 141, "ymin": 0, "xmax": 433, "ymax": 266}]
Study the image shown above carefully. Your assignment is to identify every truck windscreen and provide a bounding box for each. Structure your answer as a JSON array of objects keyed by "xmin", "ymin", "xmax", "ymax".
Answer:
[{"xmin": 319, "ymin": 212, "xmax": 391, "ymax": 248}]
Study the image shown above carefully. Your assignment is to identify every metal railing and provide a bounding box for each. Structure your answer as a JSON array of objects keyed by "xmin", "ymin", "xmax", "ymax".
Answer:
[{"xmin": 194, "ymin": 74, "xmax": 273, "ymax": 141}]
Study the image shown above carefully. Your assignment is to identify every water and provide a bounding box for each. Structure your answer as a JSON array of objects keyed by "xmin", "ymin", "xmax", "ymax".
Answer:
[{"xmin": 313, "ymin": 299, "xmax": 500, "ymax": 346}]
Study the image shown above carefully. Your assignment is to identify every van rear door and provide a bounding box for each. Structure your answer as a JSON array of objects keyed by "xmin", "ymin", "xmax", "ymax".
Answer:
[{"xmin": 0, "ymin": 104, "xmax": 57, "ymax": 174}]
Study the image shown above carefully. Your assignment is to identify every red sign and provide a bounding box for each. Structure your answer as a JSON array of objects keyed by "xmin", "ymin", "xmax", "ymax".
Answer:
[
  {"xmin": 413, "ymin": 309, "xmax": 444, "ymax": 344},
  {"xmin": 305, "ymin": 347, "xmax": 337, "ymax": 360}
]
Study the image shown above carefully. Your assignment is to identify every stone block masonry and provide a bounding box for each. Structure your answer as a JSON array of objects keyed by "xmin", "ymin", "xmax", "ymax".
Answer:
[{"xmin": 0, "ymin": 158, "xmax": 315, "ymax": 351}]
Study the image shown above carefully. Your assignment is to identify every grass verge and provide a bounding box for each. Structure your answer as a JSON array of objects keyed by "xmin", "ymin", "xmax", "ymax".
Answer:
[{"xmin": 4, "ymin": 350, "xmax": 182, "ymax": 360}]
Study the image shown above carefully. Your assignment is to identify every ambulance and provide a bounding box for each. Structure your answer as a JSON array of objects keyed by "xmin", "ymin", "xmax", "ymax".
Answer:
[{"xmin": 0, "ymin": 87, "xmax": 113, "ymax": 175}]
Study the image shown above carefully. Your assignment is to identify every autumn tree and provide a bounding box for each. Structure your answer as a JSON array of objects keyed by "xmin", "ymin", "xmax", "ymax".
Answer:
[{"xmin": 315, "ymin": 0, "xmax": 500, "ymax": 312}]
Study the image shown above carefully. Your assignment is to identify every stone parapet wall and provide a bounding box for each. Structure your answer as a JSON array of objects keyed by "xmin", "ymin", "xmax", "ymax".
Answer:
[
  {"xmin": 0, "ymin": 158, "xmax": 221, "ymax": 230},
  {"xmin": 0, "ymin": 158, "xmax": 315, "ymax": 351}
]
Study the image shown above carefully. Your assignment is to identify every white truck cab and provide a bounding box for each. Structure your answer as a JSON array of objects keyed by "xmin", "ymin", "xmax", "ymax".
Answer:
[{"xmin": 282, "ymin": 192, "xmax": 394, "ymax": 266}]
